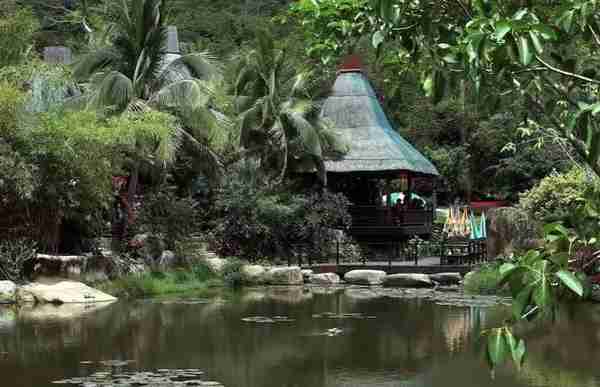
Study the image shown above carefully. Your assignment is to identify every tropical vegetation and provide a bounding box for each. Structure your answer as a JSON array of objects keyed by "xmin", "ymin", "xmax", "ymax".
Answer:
[{"xmin": 2, "ymin": 0, "xmax": 600, "ymax": 376}]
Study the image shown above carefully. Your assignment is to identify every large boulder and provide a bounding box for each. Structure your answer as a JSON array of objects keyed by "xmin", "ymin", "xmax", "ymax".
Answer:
[
  {"xmin": 301, "ymin": 269, "xmax": 314, "ymax": 282},
  {"xmin": 383, "ymin": 273, "xmax": 434, "ymax": 288},
  {"xmin": 487, "ymin": 207, "xmax": 542, "ymax": 259},
  {"xmin": 17, "ymin": 280, "xmax": 117, "ymax": 304},
  {"xmin": 429, "ymin": 273, "xmax": 462, "ymax": 286},
  {"xmin": 0, "ymin": 281, "xmax": 17, "ymax": 304},
  {"xmin": 309, "ymin": 273, "xmax": 341, "ymax": 285},
  {"xmin": 28, "ymin": 254, "xmax": 112, "ymax": 283},
  {"xmin": 205, "ymin": 257, "xmax": 228, "ymax": 274},
  {"xmin": 265, "ymin": 266, "xmax": 303, "ymax": 285},
  {"xmin": 241, "ymin": 265, "xmax": 267, "ymax": 285},
  {"xmin": 158, "ymin": 250, "xmax": 177, "ymax": 270},
  {"xmin": 344, "ymin": 270, "xmax": 387, "ymax": 286}
]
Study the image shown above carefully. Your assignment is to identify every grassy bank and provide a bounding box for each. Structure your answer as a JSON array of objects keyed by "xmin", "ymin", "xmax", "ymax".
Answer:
[{"xmin": 96, "ymin": 264, "xmax": 226, "ymax": 299}]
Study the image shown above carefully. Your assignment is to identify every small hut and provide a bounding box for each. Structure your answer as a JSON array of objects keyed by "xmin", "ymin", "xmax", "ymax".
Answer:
[{"xmin": 321, "ymin": 56, "xmax": 440, "ymax": 241}]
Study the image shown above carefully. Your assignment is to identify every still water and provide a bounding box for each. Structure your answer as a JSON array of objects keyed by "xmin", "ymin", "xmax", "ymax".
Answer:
[{"xmin": 1, "ymin": 286, "xmax": 600, "ymax": 387}]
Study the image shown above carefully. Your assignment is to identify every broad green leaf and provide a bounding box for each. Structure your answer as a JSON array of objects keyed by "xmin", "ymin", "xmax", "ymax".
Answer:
[
  {"xmin": 499, "ymin": 262, "xmax": 517, "ymax": 277},
  {"xmin": 514, "ymin": 9, "xmax": 528, "ymax": 20},
  {"xmin": 372, "ymin": 30, "xmax": 385, "ymax": 49},
  {"xmin": 531, "ymin": 24, "xmax": 558, "ymax": 40},
  {"xmin": 495, "ymin": 21, "xmax": 511, "ymax": 40},
  {"xmin": 532, "ymin": 260, "xmax": 551, "ymax": 311},
  {"xmin": 548, "ymin": 252, "xmax": 569, "ymax": 267},
  {"xmin": 560, "ymin": 10, "xmax": 574, "ymax": 32},
  {"xmin": 487, "ymin": 328, "xmax": 508, "ymax": 368},
  {"xmin": 467, "ymin": 33, "xmax": 485, "ymax": 62},
  {"xmin": 543, "ymin": 222, "xmax": 569, "ymax": 237},
  {"xmin": 555, "ymin": 269, "xmax": 584, "ymax": 297},
  {"xmin": 591, "ymin": 103, "xmax": 600, "ymax": 116},
  {"xmin": 443, "ymin": 54, "xmax": 459, "ymax": 64},
  {"xmin": 529, "ymin": 31, "xmax": 544, "ymax": 54},
  {"xmin": 504, "ymin": 329, "xmax": 526, "ymax": 369},
  {"xmin": 517, "ymin": 35, "xmax": 533, "ymax": 66},
  {"xmin": 513, "ymin": 285, "xmax": 533, "ymax": 320}
]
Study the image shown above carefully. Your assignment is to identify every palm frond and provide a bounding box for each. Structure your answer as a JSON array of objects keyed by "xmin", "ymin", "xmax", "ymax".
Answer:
[
  {"xmin": 283, "ymin": 111, "xmax": 322, "ymax": 158},
  {"xmin": 97, "ymin": 71, "xmax": 134, "ymax": 114},
  {"xmin": 282, "ymin": 99, "xmax": 315, "ymax": 116},
  {"xmin": 179, "ymin": 128, "xmax": 224, "ymax": 171},
  {"xmin": 234, "ymin": 65, "xmax": 256, "ymax": 97},
  {"xmin": 316, "ymin": 118, "xmax": 349, "ymax": 156},
  {"xmin": 73, "ymin": 47, "xmax": 120, "ymax": 81},
  {"xmin": 290, "ymin": 71, "xmax": 312, "ymax": 98},
  {"xmin": 149, "ymin": 79, "xmax": 213, "ymax": 112},
  {"xmin": 173, "ymin": 52, "xmax": 221, "ymax": 81},
  {"xmin": 239, "ymin": 101, "xmax": 264, "ymax": 148}
]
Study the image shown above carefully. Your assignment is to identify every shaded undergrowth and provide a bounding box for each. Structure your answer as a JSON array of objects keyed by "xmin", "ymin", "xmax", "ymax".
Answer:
[{"xmin": 463, "ymin": 261, "xmax": 509, "ymax": 296}]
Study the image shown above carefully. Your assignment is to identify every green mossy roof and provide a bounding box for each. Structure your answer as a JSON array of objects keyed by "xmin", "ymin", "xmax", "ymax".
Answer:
[{"xmin": 320, "ymin": 72, "xmax": 439, "ymax": 176}]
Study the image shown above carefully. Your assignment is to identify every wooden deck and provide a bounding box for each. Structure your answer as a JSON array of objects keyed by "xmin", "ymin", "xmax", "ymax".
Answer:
[{"xmin": 304, "ymin": 257, "xmax": 472, "ymax": 276}]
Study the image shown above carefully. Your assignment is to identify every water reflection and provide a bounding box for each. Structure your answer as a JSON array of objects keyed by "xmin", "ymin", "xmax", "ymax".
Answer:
[{"xmin": 0, "ymin": 287, "xmax": 597, "ymax": 387}]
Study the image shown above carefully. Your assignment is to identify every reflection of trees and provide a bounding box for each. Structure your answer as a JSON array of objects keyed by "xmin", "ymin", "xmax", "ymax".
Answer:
[
  {"xmin": 0, "ymin": 288, "xmax": 504, "ymax": 387},
  {"xmin": 516, "ymin": 304, "xmax": 600, "ymax": 387}
]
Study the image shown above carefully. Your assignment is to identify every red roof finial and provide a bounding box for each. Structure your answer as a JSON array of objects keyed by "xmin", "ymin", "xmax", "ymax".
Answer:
[{"xmin": 338, "ymin": 54, "xmax": 364, "ymax": 74}]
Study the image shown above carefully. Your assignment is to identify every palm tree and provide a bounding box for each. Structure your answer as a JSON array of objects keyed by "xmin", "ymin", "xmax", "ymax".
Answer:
[
  {"xmin": 73, "ymin": 0, "xmax": 225, "ymax": 206},
  {"xmin": 234, "ymin": 29, "xmax": 347, "ymax": 185}
]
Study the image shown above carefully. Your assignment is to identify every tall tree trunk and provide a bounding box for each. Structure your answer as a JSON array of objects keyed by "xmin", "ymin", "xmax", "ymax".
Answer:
[{"xmin": 460, "ymin": 79, "xmax": 472, "ymax": 203}]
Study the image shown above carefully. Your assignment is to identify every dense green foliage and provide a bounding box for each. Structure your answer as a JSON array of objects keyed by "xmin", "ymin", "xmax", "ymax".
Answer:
[
  {"xmin": 3, "ymin": 0, "xmax": 600, "ymax": 377},
  {"xmin": 519, "ymin": 168, "xmax": 597, "ymax": 225},
  {"xmin": 463, "ymin": 262, "xmax": 507, "ymax": 296},
  {"xmin": 207, "ymin": 161, "xmax": 351, "ymax": 260}
]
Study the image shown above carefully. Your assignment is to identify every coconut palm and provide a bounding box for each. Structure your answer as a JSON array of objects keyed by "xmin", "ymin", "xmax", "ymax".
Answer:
[
  {"xmin": 234, "ymin": 29, "xmax": 347, "ymax": 185},
  {"xmin": 73, "ymin": 0, "xmax": 226, "ymax": 203}
]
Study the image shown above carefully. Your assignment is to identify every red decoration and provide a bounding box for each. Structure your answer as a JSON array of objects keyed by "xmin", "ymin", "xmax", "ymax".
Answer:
[{"xmin": 338, "ymin": 54, "xmax": 364, "ymax": 74}]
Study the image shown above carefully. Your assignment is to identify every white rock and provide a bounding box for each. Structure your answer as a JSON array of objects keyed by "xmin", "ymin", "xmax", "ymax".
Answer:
[
  {"xmin": 159, "ymin": 250, "xmax": 177, "ymax": 269},
  {"xmin": 265, "ymin": 266, "xmax": 303, "ymax": 285},
  {"xmin": 301, "ymin": 269, "xmax": 314, "ymax": 281},
  {"xmin": 429, "ymin": 272, "xmax": 462, "ymax": 285},
  {"xmin": 205, "ymin": 257, "xmax": 228, "ymax": 274},
  {"xmin": 241, "ymin": 265, "xmax": 267, "ymax": 284},
  {"xmin": 383, "ymin": 273, "xmax": 434, "ymax": 288},
  {"xmin": 309, "ymin": 273, "xmax": 341, "ymax": 285},
  {"xmin": 0, "ymin": 281, "xmax": 17, "ymax": 304},
  {"xmin": 18, "ymin": 280, "xmax": 117, "ymax": 304},
  {"xmin": 343, "ymin": 270, "xmax": 387, "ymax": 286}
]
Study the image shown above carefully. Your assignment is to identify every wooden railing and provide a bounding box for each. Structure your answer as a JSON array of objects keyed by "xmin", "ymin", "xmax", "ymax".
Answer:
[{"xmin": 347, "ymin": 205, "xmax": 434, "ymax": 239}]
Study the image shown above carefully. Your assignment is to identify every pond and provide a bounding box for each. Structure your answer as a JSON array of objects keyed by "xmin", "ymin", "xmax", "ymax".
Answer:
[{"xmin": 1, "ymin": 286, "xmax": 600, "ymax": 387}]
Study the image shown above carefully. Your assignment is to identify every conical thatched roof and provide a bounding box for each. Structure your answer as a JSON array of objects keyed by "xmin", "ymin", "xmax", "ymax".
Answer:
[{"xmin": 321, "ymin": 66, "xmax": 439, "ymax": 177}]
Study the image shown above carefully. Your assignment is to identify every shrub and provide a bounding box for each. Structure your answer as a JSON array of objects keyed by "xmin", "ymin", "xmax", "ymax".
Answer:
[
  {"xmin": 221, "ymin": 258, "xmax": 245, "ymax": 288},
  {"xmin": 519, "ymin": 168, "xmax": 596, "ymax": 225},
  {"xmin": 0, "ymin": 238, "xmax": 37, "ymax": 282},
  {"xmin": 463, "ymin": 262, "xmax": 507, "ymax": 295},
  {"xmin": 210, "ymin": 167, "xmax": 352, "ymax": 261},
  {"xmin": 137, "ymin": 186, "xmax": 200, "ymax": 250}
]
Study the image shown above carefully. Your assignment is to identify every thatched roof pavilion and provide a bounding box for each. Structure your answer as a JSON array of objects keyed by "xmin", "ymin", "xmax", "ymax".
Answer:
[
  {"xmin": 321, "ymin": 56, "xmax": 439, "ymax": 177},
  {"xmin": 320, "ymin": 56, "xmax": 440, "ymax": 240}
]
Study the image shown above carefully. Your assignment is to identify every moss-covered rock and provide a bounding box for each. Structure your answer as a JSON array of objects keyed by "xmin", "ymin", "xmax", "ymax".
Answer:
[{"xmin": 487, "ymin": 207, "xmax": 542, "ymax": 258}]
